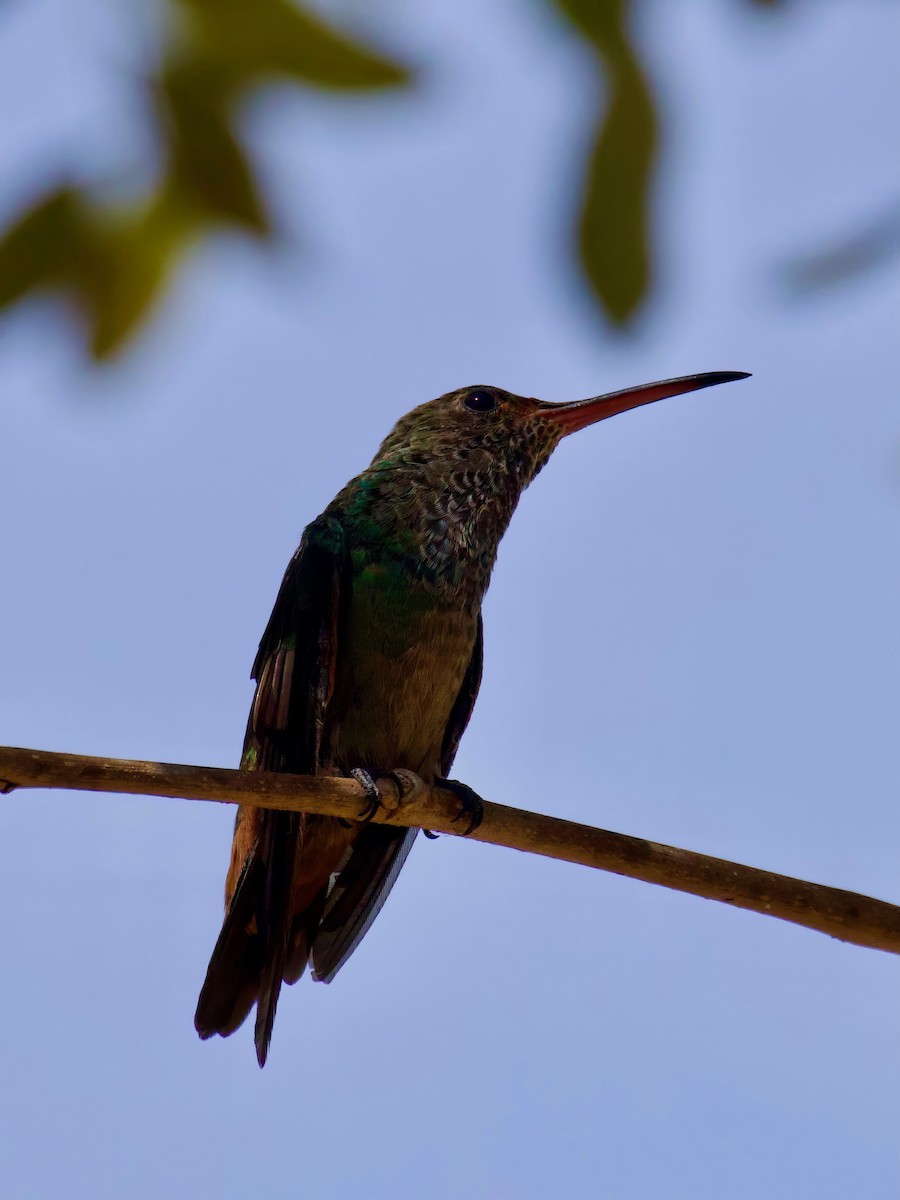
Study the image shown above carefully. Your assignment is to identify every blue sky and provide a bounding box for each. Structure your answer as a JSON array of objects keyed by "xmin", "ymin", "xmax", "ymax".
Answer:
[{"xmin": 1, "ymin": 2, "xmax": 898, "ymax": 1197}]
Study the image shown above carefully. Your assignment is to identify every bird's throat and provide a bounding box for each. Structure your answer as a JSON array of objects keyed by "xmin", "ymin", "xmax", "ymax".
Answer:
[{"xmin": 339, "ymin": 461, "xmax": 524, "ymax": 605}]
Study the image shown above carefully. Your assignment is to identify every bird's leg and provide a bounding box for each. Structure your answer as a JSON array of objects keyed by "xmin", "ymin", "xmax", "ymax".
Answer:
[
  {"xmin": 350, "ymin": 767, "xmax": 382, "ymax": 822},
  {"xmin": 0, "ymin": 780, "xmax": 16, "ymax": 794},
  {"xmin": 434, "ymin": 777, "xmax": 485, "ymax": 836}
]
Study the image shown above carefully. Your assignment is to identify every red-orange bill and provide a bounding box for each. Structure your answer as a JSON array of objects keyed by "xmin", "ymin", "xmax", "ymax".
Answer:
[{"xmin": 539, "ymin": 371, "xmax": 751, "ymax": 435}]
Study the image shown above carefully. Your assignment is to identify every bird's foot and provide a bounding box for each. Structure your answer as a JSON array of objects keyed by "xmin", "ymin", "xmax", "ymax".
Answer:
[
  {"xmin": 384, "ymin": 769, "xmax": 438, "ymax": 837},
  {"xmin": 350, "ymin": 767, "xmax": 382, "ymax": 822},
  {"xmin": 0, "ymin": 779, "xmax": 16, "ymax": 795},
  {"xmin": 386, "ymin": 769, "xmax": 441, "ymax": 837},
  {"xmin": 434, "ymin": 777, "xmax": 485, "ymax": 836},
  {"xmin": 386, "ymin": 769, "xmax": 424, "ymax": 805}
]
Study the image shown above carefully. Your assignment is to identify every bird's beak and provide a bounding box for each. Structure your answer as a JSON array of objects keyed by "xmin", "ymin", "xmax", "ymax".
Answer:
[{"xmin": 539, "ymin": 371, "xmax": 751, "ymax": 435}]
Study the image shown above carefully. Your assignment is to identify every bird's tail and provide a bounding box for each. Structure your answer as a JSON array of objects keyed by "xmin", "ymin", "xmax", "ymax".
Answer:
[
  {"xmin": 195, "ymin": 810, "xmax": 417, "ymax": 1065},
  {"xmin": 194, "ymin": 808, "xmax": 305, "ymax": 1067}
]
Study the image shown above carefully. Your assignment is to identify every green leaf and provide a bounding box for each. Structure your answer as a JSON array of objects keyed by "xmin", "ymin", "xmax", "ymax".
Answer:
[
  {"xmin": 0, "ymin": 188, "xmax": 85, "ymax": 305},
  {"xmin": 161, "ymin": 58, "xmax": 270, "ymax": 232},
  {"xmin": 79, "ymin": 205, "xmax": 185, "ymax": 358},
  {"xmin": 0, "ymin": 1, "xmax": 414, "ymax": 361},
  {"xmin": 552, "ymin": 0, "xmax": 657, "ymax": 324},
  {"xmin": 178, "ymin": 0, "xmax": 412, "ymax": 91},
  {"xmin": 0, "ymin": 184, "xmax": 188, "ymax": 358}
]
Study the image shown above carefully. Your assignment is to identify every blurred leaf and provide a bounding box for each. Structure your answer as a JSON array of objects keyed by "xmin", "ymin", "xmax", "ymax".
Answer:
[
  {"xmin": 80, "ymin": 205, "xmax": 186, "ymax": 358},
  {"xmin": 178, "ymin": 0, "xmax": 412, "ymax": 90},
  {"xmin": 551, "ymin": 0, "xmax": 657, "ymax": 324},
  {"xmin": 0, "ymin": 187, "xmax": 186, "ymax": 358},
  {"xmin": 0, "ymin": 188, "xmax": 85, "ymax": 304},
  {"xmin": 161, "ymin": 58, "xmax": 269, "ymax": 232},
  {"xmin": 783, "ymin": 201, "xmax": 900, "ymax": 295},
  {"xmin": 0, "ymin": 0, "xmax": 412, "ymax": 359}
]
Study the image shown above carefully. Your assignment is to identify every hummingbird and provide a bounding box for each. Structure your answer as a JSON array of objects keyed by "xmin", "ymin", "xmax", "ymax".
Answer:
[{"xmin": 194, "ymin": 370, "xmax": 749, "ymax": 1066}]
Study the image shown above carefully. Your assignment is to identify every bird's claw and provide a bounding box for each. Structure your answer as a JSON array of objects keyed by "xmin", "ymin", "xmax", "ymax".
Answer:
[
  {"xmin": 386, "ymin": 769, "xmax": 423, "ymax": 803},
  {"xmin": 350, "ymin": 767, "xmax": 382, "ymax": 822},
  {"xmin": 0, "ymin": 780, "xmax": 16, "ymax": 795},
  {"xmin": 434, "ymin": 777, "xmax": 485, "ymax": 836},
  {"xmin": 387, "ymin": 770, "xmax": 438, "ymax": 836}
]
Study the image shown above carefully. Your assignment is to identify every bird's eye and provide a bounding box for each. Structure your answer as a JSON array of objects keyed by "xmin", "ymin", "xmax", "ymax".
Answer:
[{"xmin": 463, "ymin": 390, "xmax": 497, "ymax": 413}]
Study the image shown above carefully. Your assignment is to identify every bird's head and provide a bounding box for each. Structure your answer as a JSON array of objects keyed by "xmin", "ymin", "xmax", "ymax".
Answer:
[{"xmin": 371, "ymin": 371, "xmax": 750, "ymax": 498}]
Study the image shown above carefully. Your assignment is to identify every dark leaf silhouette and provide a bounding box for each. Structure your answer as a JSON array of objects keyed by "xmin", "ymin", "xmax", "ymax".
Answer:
[{"xmin": 783, "ymin": 201, "xmax": 900, "ymax": 295}]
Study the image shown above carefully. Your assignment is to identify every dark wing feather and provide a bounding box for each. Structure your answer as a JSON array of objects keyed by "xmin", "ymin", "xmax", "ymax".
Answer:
[
  {"xmin": 310, "ymin": 613, "xmax": 485, "ymax": 984},
  {"xmin": 194, "ymin": 515, "xmax": 347, "ymax": 1066},
  {"xmin": 245, "ymin": 514, "xmax": 346, "ymax": 776},
  {"xmin": 440, "ymin": 612, "xmax": 483, "ymax": 777},
  {"xmin": 192, "ymin": 852, "xmax": 265, "ymax": 1037},
  {"xmin": 310, "ymin": 825, "xmax": 418, "ymax": 984}
]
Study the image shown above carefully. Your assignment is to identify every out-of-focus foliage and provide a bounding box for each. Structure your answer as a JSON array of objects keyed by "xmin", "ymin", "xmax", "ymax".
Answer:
[
  {"xmin": 0, "ymin": 0, "xmax": 411, "ymax": 357},
  {"xmin": 553, "ymin": 0, "xmax": 656, "ymax": 324},
  {"xmin": 783, "ymin": 201, "xmax": 900, "ymax": 295},
  {"xmin": 0, "ymin": 0, "xmax": 886, "ymax": 359}
]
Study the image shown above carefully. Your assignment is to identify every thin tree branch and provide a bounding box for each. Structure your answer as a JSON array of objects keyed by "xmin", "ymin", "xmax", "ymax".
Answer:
[{"xmin": 1, "ymin": 744, "xmax": 897, "ymax": 956}]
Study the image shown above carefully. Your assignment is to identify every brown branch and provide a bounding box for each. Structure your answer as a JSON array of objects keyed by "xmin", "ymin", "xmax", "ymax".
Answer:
[{"xmin": 1, "ymin": 744, "xmax": 897, "ymax": 956}]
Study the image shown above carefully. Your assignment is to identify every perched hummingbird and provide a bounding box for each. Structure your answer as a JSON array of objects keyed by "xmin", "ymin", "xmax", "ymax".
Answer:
[{"xmin": 194, "ymin": 370, "xmax": 749, "ymax": 1066}]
